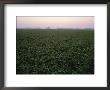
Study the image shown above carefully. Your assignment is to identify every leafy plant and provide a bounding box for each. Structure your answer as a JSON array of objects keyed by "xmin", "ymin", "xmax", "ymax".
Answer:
[{"xmin": 16, "ymin": 29, "xmax": 94, "ymax": 74}]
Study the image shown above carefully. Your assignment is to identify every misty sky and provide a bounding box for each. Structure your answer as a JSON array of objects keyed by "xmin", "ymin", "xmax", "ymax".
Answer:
[{"xmin": 16, "ymin": 17, "xmax": 94, "ymax": 29}]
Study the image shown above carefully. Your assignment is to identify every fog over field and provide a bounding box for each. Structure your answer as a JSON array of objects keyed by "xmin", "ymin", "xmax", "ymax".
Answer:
[{"xmin": 16, "ymin": 16, "xmax": 94, "ymax": 74}]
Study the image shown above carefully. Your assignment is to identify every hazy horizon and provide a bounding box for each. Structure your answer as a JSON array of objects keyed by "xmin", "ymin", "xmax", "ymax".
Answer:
[{"xmin": 17, "ymin": 16, "xmax": 94, "ymax": 29}]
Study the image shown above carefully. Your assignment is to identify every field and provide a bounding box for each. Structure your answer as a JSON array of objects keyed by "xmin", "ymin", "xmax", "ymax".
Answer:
[{"xmin": 16, "ymin": 29, "xmax": 94, "ymax": 74}]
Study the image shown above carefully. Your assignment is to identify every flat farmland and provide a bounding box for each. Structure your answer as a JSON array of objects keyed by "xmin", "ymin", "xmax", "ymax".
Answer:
[{"xmin": 16, "ymin": 29, "xmax": 94, "ymax": 74}]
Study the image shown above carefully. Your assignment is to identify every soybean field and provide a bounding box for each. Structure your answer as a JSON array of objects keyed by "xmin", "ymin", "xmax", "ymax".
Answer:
[{"xmin": 16, "ymin": 29, "xmax": 94, "ymax": 74}]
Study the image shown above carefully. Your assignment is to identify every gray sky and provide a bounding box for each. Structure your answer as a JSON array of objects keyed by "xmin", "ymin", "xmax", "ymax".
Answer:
[{"xmin": 17, "ymin": 16, "xmax": 94, "ymax": 29}]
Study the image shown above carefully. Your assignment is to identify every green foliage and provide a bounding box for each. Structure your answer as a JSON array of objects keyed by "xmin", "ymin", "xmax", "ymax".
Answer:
[{"xmin": 16, "ymin": 29, "xmax": 94, "ymax": 74}]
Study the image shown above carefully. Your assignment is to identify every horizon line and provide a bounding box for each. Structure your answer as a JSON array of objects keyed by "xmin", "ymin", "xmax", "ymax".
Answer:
[{"xmin": 16, "ymin": 28, "xmax": 94, "ymax": 30}]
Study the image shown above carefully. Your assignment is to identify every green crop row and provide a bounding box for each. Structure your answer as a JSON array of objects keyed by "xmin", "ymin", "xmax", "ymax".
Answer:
[{"xmin": 16, "ymin": 29, "xmax": 94, "ymax": 74}]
